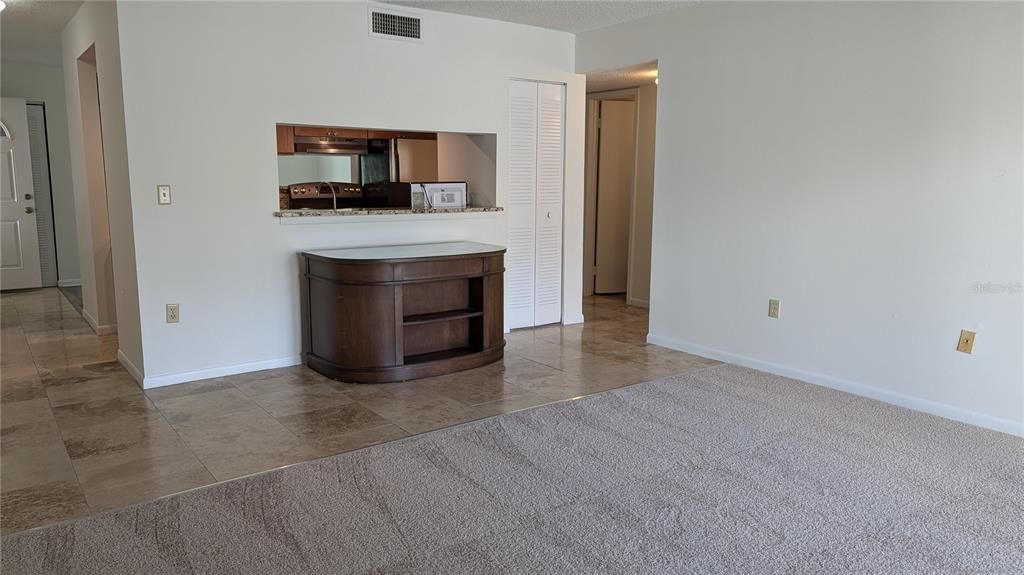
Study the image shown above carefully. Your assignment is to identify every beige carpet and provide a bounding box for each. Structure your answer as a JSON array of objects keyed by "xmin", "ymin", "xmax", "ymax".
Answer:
[{"xmin": 3, "ymin": 365, "xmax": 1022, "ymax": 574}]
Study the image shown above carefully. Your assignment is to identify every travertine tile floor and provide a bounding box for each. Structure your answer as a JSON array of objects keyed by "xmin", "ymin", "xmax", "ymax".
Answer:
[{"xmin": 0, "ymin": 288, "xmax": 718, "ymax": 533}]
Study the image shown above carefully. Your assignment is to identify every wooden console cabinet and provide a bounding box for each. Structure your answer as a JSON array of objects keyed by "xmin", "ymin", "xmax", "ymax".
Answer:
[{"xmin": 302, "ymin": 242, "xmax": 505, "ymax": 383}]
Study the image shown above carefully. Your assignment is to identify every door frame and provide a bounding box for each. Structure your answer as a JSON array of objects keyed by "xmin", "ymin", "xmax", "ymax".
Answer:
[
  {"xmin": 506, "ymin": 78, "xmax": 568, "ymax": 329},
  {"xmin": 584, "ymin": 88, "xmax": 641, "ymax": 301},
  {"xmin": 26, "ymin": 102, "xmax": 62, "ymax": 287},
  {"xmin": 75, "ymin": 46, "xmax": 118, "ymax": 334}
]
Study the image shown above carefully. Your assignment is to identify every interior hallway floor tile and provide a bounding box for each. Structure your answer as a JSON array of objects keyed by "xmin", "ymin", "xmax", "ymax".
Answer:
[{"xmin": 0, "ymin": 289, "xmax": 715, "ymax": 533}]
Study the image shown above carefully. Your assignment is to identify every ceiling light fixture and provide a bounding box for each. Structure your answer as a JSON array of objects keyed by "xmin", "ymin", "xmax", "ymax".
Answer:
[{"xmin": 0, "ymin": 1, "xmax": 6, "ymax": 13}]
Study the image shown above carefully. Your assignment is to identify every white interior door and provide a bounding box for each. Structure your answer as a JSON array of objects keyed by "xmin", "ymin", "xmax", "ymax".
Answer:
[
  {"xmin": 1, "ymin": 98, "xmax": 43, "ymax": 291},
  {"xmin": 594, "ymin": 100, "xmax": 635, "ymax": 294},
  {"xmin": 533, "ymin": 82, "xmax": 564, "ymax": 325},
  {"xmin": 506, "ymin": 80, "xmax": 538, "ymax": 329}
]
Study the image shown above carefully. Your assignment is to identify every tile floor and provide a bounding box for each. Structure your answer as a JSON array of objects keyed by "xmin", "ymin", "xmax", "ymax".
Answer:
[
  {"xmin": 57, "ymin": 285, "xmax": 84, "ymax": 313},
  {"xmin": 0, "ymin": 288, "xmax": 718, "ymax": 533}
]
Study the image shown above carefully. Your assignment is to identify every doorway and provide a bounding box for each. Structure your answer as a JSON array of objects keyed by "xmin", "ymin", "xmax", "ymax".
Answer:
[
  {"xmin": 76, "ymin": 45, "xmax": 118, "ymax": 332},
  {"xmin": 0, "ymin": 99, "xmax": 45, "ymax": 290},
  {"xmin": 583, "ymin": 61, "xmax": 658, "ymax": 309},
  {"xmin": 591, "ymin": 98, "xmax": 635, "ymax": 295},
  {"xmin": 0, "ymin": 100, "xmax": 69, "ymax": 292}
]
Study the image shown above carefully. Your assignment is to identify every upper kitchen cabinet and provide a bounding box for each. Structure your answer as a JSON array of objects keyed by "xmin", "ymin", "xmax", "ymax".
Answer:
[
  {"xmin": 367, "ymin": 130, "xmax": 437, "ymax": 141},
  {"xmin": 276, "ymin": 125, "xmax": 294, "ymax": 155},
  {"xmin": 275, "ymin": 125, "xmax": 438, "ymax": 155},
  {"xmin": 292, "ymin": 126, "xmax": 369, "ymax": 139}
]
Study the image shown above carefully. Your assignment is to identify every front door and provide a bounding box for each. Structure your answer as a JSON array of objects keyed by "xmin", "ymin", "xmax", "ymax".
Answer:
[{"xmin": 1, "ymin": 98, "xmax": 43, "ymax": 291}]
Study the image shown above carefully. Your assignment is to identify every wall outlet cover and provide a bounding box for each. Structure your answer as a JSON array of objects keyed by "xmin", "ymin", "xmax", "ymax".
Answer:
[
  {"xmin": 768, "ymin": 298, "xmax": 781, "ymax": 319},
  {"xmin": 157, "ymin": 185, "xmax": 172, "ymax": 205},
  {"xmin": 957, "ymin": 329, "xmax": 975, "ymax": 354},
  {"xmin": 166, "ymin": 304, "xmax": 180, "ymax": 323}
]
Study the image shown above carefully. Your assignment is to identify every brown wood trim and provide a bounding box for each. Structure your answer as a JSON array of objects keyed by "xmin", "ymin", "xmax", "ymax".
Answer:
[
  {"xmin": 306, "ymin": 345, "xmax": 504, "ymax": 384},
  {"xmin": 292, "ymin": 126, "xmax": 369, "ymax": 139},
  {"xmin": 306, "ymin": 260, "xmax": 395, "ymax": 283},
  {"xmin": 277, "ymin": 124, "xmax": 440, "ymax": 164},
  {"xmin": 366, "ymin": 130, "xmax": 399, "ymax": 140},
  {"xmin": 305, "ymin": 269, "xmax": 504, "ymax": 287},
  {"xmin": 393, "ymin": 281, "xmax": 404, "ymax": 365},
  {"xmin": 276, "ymin": 125, "xmax": 295, "ymax": 155},
  {"xmin": 366, "ymin": 130, "xmax": 437, "ymax": 141},
  {"xmin": 399, "ymin": 258, "xmax": 484, "ymax": 281}
]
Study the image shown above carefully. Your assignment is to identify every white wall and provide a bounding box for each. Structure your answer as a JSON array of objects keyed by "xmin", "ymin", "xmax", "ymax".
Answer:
[
  {"xmin": 75, "ymin": 56, "xmax": 117, "ymax": 329},
  {"xmin": 1, "ymin": 58, "xmax": 81, "ymax": 285},
  {"xmin": 437, "ymin": 133, "xmax": 497, "ymax": 207},
  {"xmin": 629, "ymin": 83, "xmax": 656, "ymax": 307},
  {"xmin": 62, "ymin": 0, "xmax": 144, "ymax": 374},
  {"xmin": 397, "ymin": 138, "xmax": 439, "ymax": 182},
  {"xmin": 112, "ymin": 1, "xmax": 584, "ymax": 386},
  {"xmin": 577, "ymin": 2, "xmax": 1024, "ymax": 435},
  {"xmin": 277, "ymin": 155, "xmax": 355, "ymax": 186}
]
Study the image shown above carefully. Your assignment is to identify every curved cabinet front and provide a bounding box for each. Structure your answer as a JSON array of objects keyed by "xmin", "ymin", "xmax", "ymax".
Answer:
[{"xmin": 303, "ymin": 243, "xmax": 505, "ymax": 383}]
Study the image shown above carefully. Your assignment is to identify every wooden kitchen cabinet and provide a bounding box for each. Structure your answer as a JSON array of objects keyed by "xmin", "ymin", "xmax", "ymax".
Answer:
[
  {"xmin": 277, "ymin": 124, "xmax": 437, "ymax": 154},
  {"xmin": 276, "ymin": 124, "xmax": 294, "ymax": 154},
  {"xmin": 292, "ymin": 126, "xmax": 369, "ymax": 139},
  {"xmin": 367, "ymin": 130, "xmax": 437, "ymax": 140}
]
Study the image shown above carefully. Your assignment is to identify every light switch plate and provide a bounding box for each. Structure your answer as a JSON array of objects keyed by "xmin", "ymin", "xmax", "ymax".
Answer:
[
  {"xmin": 157, "ymin": 185, "xmax": 172, "ymax": 205},
  {"xmin": 768, "ymin": 298, "xmax": 781, "ymax": 319},
  {"xmin": 957, "ymin": 329, "xmax": 975, "ymax": 354},
  {"xmin": 166, "ymin": 304, "xmax": 180, "ymax": 323}
]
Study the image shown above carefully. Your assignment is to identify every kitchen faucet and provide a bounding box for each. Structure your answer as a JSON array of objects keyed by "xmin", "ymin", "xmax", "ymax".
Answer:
[{"xmin": 321, "ymin": 182, "xmax": 337, "ymax": 211}]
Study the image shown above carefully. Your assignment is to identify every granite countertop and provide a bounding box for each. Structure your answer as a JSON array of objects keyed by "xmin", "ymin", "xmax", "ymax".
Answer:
[{"xmin": 275, "ymin": 207, "xmax": 504, "ymax": 217}]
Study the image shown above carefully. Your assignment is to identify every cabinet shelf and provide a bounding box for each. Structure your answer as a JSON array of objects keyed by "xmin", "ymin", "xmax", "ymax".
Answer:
[
  {"xmin": 404, "ymin": 347, "xmax": 476, "ymax": 366},
  {"xmin": 403, "ymin": 309, "xmax": 483, "ymax": 326}
]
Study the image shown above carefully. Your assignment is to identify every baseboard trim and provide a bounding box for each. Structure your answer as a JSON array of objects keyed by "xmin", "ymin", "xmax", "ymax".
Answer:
[
  {"xmin": 81, "ymin": 309, "xmax": 117, "ymax": 336},
  {"xmin": 627, "ymin": 297, "xmax": 649, "ymax": 308},
  {"xmin": 117, "ymin": 350, "xmax": 144, "ymax": 385},
  {"xmin": 563, "ymin": 312, "xmax": 585, "ymax": 326},
  {"xmin": 646, "ymin": 333, "xmax": 1023, "ymax": 438},
  {"xmin": 57, "ymin": 279, "xmax": 82, "ymax": 288},
  {"xmin": 142, "ymin": 355, "xmax": 304, "ymax": 389}
]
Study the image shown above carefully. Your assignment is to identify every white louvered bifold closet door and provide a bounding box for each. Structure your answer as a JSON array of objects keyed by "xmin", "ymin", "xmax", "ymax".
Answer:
[
  {"xmin": 506, "ymin": 81, "xmax": 538, "ymax": 329},
  {"xmin": 507, "ymin": 80, "xmax": 564, "ymax": 329},
  {"xmin": 533, "ymin": 83, "xmax": 564, "ymax": 325}
]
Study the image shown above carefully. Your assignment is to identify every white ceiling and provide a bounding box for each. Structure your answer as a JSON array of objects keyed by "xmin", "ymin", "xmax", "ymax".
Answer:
[
  {"xmin": 1, "ymin": 0, "xmax": 82, "ymax": 33},
  {"xmin": 383, "ymin": 0, "xmax": 686, "ymax": 34},
  {"xmin": 1, "ymin": 0, "xmax": 83, "ymax": 65}
]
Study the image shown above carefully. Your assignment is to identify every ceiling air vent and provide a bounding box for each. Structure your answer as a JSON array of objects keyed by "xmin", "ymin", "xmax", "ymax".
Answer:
[{"xmin": 369, "ymin": 9, "xmax": 422, "ymax": 41}]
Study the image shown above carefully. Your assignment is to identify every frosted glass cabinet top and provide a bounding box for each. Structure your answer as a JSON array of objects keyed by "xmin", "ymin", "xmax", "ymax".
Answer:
[{"xmin": 304, "ymin": 241, "xmax": 506, "ymax": 261}]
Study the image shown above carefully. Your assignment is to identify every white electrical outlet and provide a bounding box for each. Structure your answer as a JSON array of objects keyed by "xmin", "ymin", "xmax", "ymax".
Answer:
[
  {"xmin": 166, "ymin": 304, "xmax": 180, "ymax": 323},
  {"xmin": 768, "ymin": 298, "xmax": 781, "ymax": 319},
  {"xmin": 157, "ymin": 185, "xmax": 172, "ymax": 205}
]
